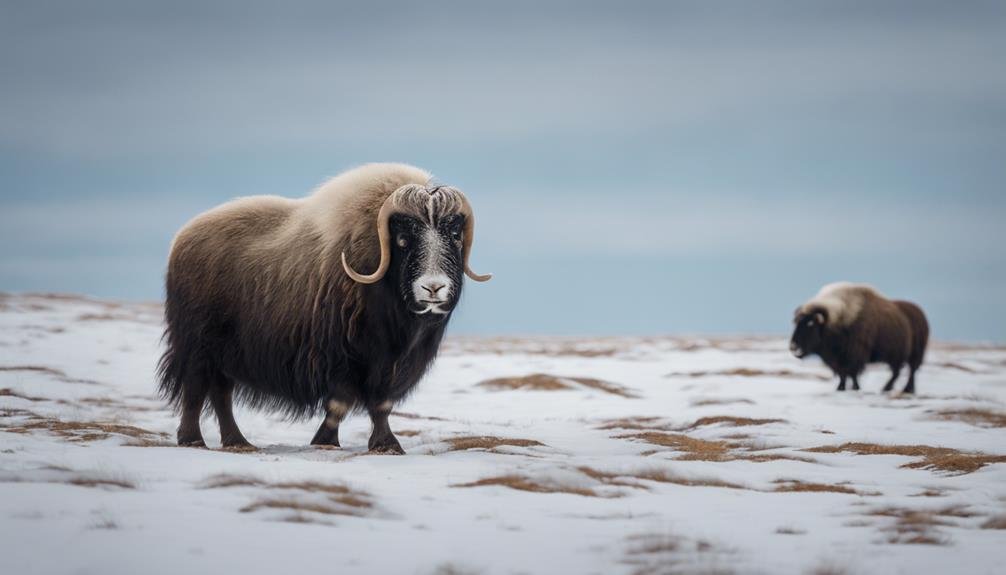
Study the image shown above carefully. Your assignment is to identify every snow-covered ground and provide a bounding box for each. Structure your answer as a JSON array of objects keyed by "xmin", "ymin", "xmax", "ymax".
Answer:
[{"xmin": 1, "ymin": 293, "xmax": 1004, "ymax": 575}]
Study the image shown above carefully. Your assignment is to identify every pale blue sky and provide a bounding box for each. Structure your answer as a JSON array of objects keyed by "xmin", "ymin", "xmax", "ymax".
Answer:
[{"xmin": 2, "ymin": 1, "xmax": 1004, "ymax": 340}]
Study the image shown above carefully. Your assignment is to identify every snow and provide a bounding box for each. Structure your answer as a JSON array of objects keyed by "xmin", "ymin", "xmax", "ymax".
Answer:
[{"xmin": 1, "ymin": 293, "xmax": 1004, "ymax": 575}]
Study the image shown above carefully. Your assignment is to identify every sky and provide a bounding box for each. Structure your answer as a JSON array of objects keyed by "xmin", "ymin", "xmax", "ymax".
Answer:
[{"xmin": 1, "ymin": 1, "xmax": 1004, "ymax": 340}]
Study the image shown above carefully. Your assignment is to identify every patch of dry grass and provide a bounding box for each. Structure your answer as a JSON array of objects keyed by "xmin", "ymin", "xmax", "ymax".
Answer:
[
  {"xmin": 684, "ymin": 416, "xmax": 786, "ymax": 429},
  {"xmin": 598, "ymin": 416, "xmax": 668, "ymax": 431},
  {"xmin": 478, "ymin": 373, "xmax": 637, "ymax": 397},
  {"xmin": 775, "ymin": 526, "xmax": 806, "ymax": 535},
  {"xmin": 865, "ymin": 505, "xmax": 975, "ymax": 545},
  {"xmin": 444, "ymin": 435, "xmax": 545, "ymax": 451},
  {"xmin": 0, "ymin": 415, "xmax": 168, "ymax": 444},
  {"xmin": 666, "ymin": 368, "xmax": 828, "ymax": 381},
  {"xmin": 0, "ymin": 365, "xmax": 101, "ymax": 385},
  {"xmin": 0, "ymin": 388, "xmax": 47, "ymax": 401},
  {"xmin": 622, "ymin": 533, "xmax": 732, "ymax": 575},
  {"xmin": 932, "ymin": 408, "xmax": 1006, "ymax": 428},
  {"xmin": 803, "ymin": 562, "xmax": 851, "ymax": 575},
  {"xmin": 981, "ymin": 515, "xmax": 1006, "ymax": 529},
  {"xmin": 805, "ymin": 442, "xmax": 1006, "ymax": 475},
  {"xmin": 453, "ymin": 474, "xmax": 600, "ymax": 497},
  {"xmin": 579, "ymin": 466, "xmax": 746, "ymax": 490},
  {"xmin": 772, "ymin": 479, "xmax": 873, "ymax": 496},
  {"xmin": 690, "ymin": 398, "xmax": 756, "ymax": 407},
  {"xmin": 619, "ymin": 431, "xmax": 815, "ymax": 464},
  {"xmin": 203, "ymin": 473, "xmax": 372, "ymax": 518},
  {"xmin": 240, "ymin": 497, "xmax": 368, "ymax": 517}
]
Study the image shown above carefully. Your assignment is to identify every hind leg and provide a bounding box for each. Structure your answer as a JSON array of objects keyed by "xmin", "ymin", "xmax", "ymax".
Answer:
[
  {"xmin": 882, "ymin": 364, "xmax": 902, "ymax": 392},
  {"xmin": 903, "ymin": 367, "xmax": 917, "ymax": 394},
  {"xmin": 836, "ymin": 374, "xmax": 847, "ymax": 391},
  {"xmin": 209, "ymin": 375, "xmax": 253, "ymax": 450},
  {"xmin": 177, "ymin": 379, "xmax": 208, "ymax": 447},
  {"xmin": 851, "ymin": 374, "xmax": 861, "ymax": 391}
]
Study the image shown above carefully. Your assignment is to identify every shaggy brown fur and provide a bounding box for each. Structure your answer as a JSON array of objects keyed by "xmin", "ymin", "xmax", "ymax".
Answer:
[{"xmin": 157, "ymin": 163, "xmax": 484, "ymax": 453}]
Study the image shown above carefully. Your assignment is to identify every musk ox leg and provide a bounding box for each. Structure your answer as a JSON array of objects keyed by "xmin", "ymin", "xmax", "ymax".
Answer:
[
  {"xmin": 903, "ymin": 369, "xmax": 917, "ymax": 394},
  {"xmin": 367, "ymin": 402, "xmax": 404, "ymax": 455},
  {"xmin": 209, "ymin": 377, "xmax": 254, "ymax": 450},
  {"xmin": 882, "ymin": 365, "xmax": 902, "ymax": 392},
  {"xmin": 850, "ymin": 374, "xmax": 861, "ymax": 391},
  {"xmin": 177, "ymin": 383, "xmax": 208, "ymax": 447},
  {"xmin": 836, "ymin": 375, "xmax": 847, "ymax": 392},
  {"xmin": 311, "ymin": 399, "xmax": 351, "ymax": 447}
]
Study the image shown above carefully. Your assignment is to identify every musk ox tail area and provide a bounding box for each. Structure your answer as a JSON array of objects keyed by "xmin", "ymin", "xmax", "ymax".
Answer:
[{"xmin": 895, "ymin": 300, "xmax": 930, "ymax": 370}]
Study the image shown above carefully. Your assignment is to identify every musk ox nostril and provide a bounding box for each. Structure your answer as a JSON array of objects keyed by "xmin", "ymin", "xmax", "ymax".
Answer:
[{"xmin": 422, "ymin": 283, "xmax": 446, "ymax": 296}]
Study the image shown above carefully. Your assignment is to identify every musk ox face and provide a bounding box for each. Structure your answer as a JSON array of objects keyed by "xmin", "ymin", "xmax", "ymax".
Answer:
[
  {"xmin": 389, "ymin": 213, "xmax": 465, "ymax": 317},
  {"xmin": 790, "ymin": 308, "xmax": 827, "ymax": 358}
]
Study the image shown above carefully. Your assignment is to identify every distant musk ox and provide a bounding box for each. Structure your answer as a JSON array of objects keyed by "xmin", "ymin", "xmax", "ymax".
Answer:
[
  {"xmin": 157, "ymin": 163, "xmax": 491, "ymax": 453},
  {"xmin": 790, "ymin": 282, "xmax": 929, "ymax": 394}
]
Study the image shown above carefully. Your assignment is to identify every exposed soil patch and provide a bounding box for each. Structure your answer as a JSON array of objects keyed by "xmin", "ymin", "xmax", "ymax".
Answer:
[
  {"xmin": 445, "ymin": 436, "xmax": 545, "ymax": 452},
  {"xmin": 931, "ymin": 408, "xmax": 1006, "ymax": 428},
  {"xmin": 805, "ymin": 442, "xmax": 1006, "ymax": 475},
  {"xmin": 666, "ymin": 368, "xmax": 828, "ymax": 381},
  {"xmin": 478, "ymin": 373, "xmax": 638, "ymax": 398}
]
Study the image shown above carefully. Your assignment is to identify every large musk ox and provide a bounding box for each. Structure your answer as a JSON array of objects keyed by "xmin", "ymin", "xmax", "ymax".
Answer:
[
  {"xmin": 790, "ymin": 282, "xmax": 929, "ymax": 393},
  {"xmin": 157, "ymin": 163, "xmax": 491, "ymax": 453}
]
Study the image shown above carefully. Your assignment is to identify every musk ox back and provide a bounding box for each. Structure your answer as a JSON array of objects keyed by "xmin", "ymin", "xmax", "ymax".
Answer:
[
  {"xmin": 157, "ymin": 163, "xmax": 490, "ymax": 453},
  {"xmin": 790, "ymin": 282, "xmax": 929, "ymax": 393}
]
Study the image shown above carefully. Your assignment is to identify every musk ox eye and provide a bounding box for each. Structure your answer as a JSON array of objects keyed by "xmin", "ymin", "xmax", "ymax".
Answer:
[
  {"xmin": 396, "ymin": 233, "xmax": 409, "ymax": 248},
  {"xmin": 450, "ymin": 228, "xmax": 462, "ymax": 243}
]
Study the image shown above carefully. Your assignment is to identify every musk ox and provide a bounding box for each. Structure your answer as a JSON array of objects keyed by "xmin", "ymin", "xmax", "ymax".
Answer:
[
  {"xmin": 157, "ymin": 163, "xmax": 490, "ymax": 453},
  {"xmin": 789, "ymin": 282, "xmax": 929, "ymax": 393}
]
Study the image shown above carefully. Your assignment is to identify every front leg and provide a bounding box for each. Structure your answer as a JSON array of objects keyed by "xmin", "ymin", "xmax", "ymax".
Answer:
[
  {"xmin": 311, "ymin": 399, "xmax": 350, "ymax": 447},
  {"xmin": 851, "ymin": 374, "xmax": 860, "ymax": 391},
  {"xmin": 836, "ymin": 374, "xmax": 847, "ymax": 391},
  {"xmin": 367, "ymin": 401, "xmax": 404, "ymax": 455}
]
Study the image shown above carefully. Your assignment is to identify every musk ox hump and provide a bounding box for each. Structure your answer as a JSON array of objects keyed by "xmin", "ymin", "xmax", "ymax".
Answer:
[{"xmin": 798, "ymin": 281, "xmax": 884, "ymax": 328}]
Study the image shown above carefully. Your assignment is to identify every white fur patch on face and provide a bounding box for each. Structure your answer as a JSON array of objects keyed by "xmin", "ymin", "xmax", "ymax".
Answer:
[{"xmin": 412, "ymin": 225, "xmax": 453, "ymax": 314}]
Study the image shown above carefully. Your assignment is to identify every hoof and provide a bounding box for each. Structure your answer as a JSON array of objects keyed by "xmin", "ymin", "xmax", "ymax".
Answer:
[
  {"xmin": 368, "ymin": 442, "xmax": 405, "ymax": 455},
  {"xmin": 313, "ymin": 444, "xmax": 342, "ymax": 451},
  {"xmin": 178, "ymin": 438, "xmax": 206, "ymax": 448}
]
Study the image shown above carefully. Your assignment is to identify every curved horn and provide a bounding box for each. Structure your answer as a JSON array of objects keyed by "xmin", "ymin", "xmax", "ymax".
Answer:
[
  {"xmin": 455, "ymin": 192, "xmax": 492, "ymax": 282},
  {"xmin": 341, "ymin": 190, "xmax": 401, "ymax": 284}
]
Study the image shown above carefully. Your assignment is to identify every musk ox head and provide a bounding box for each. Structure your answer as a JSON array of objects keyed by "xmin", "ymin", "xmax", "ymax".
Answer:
[
  {"xmin": 790, "ymin": 306, "xmax": 828, "ymax": 359},
  {"xmin": 341, "ymin": 184, "xmax": 490, "ymax": 317}
]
